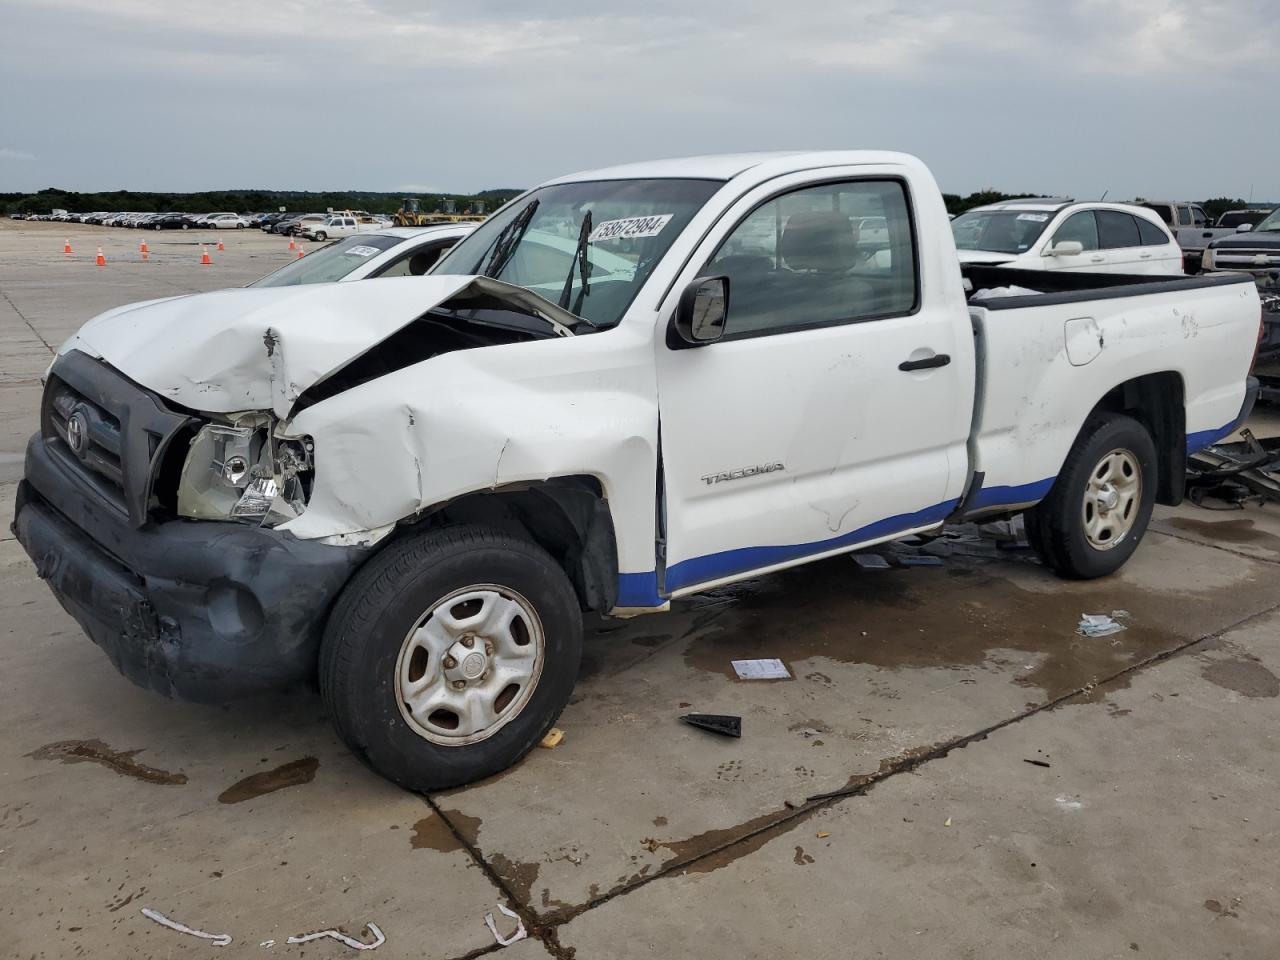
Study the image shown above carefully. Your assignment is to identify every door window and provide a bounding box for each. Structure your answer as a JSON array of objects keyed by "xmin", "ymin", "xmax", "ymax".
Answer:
[
  {"xmin": 1177, "ymin": 206, "xmax": 1192, "ymax": 226},
  {"xmin": 1097, "ymin": 211, "xmax": 1141, "ymax": 249},
  {"xmin": 1136, "ymin": 217, "xmax": 1170, "ymax": 246},
  {"xmin": 706, "ymin": 179, "xmax": 917, "ymax": 339},
  {"xmin": 1050, "ymin": 211, "xmax": 1099, "ymax": 250},
  {"xmin": 372, "ymin": 239, "xmax": 458, "ymax": 278},
  {"xmin": 1192, "ymin": 206, "xmax": 1209, "ymax": 226}
]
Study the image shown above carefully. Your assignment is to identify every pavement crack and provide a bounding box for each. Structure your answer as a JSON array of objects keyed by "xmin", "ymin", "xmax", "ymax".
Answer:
[
  {"xmin": 535, "ymin": 596, "xmax": 1280, "ymax": 930},
  {"xmin": 0, "ymin": 287, "xmax": 55, "ymax": 355}
]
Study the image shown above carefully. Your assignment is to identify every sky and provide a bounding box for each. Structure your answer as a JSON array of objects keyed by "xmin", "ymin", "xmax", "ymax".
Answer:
[{"xmin": 1, "ymin": 0, "xmax": 1275, "ymax": 200}]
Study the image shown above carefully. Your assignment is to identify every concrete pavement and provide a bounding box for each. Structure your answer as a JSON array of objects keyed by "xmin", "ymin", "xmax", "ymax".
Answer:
[{"xmin": 1, "ymin": 219, "xmax": 1277, "ymax": 959}]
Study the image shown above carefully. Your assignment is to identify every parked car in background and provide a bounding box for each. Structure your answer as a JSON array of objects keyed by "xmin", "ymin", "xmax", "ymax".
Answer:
[
  {"xmin": 281, "ymin": 214, "xmax": 328, "ymax": 236},
  {"xmin": 302, "ymin": 214, "xmax": 386, "ymax": 241},
  {"xmin": 1152, "ymin": 203, "xmax": 1280, "ymax": 271},
  {"xmin": 249, "ymin": 225, "xmax": 475, "ymax": 287},
  {"xmin": 207, "ymin": 214, "xmax": 250, "ymax": 229},
  {"xmin": 147, "ymin": 213, "xmax": 190, "ymax": 230},
  {"xmin": 952, "ymin": 199, "xmax": 1182, "ymax": 274}
]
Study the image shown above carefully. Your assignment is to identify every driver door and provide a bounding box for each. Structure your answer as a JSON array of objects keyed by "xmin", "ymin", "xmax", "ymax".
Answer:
[{"xmin": 654, "ymin": 171, "xmax": 974, "ymax": 595}]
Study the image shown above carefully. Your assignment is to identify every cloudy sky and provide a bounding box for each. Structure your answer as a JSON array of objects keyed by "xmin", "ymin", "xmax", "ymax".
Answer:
[{"xmin": 1, "ymin": 0, "xmax": 1275, "ymax": 200}]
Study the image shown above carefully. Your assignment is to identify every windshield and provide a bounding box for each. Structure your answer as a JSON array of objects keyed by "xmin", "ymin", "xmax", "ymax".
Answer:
[
  {"xmin": 1254, "ymin": 208, "xmax": 1280, "ymax": 232},
  {"xmin": 951, "ymin": 209, "xmax": 1053, "ymax": 254},
  {"xmin": 433, "ymin": 178, "xmax": 722, "ymax": 328},
  {"xmin": 248, "ymin": 234, "xmax": 402, "ymax": 287}
]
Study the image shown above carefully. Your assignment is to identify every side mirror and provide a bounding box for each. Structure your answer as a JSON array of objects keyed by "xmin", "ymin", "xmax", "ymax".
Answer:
[
  {"xmin": 671, "ymin": 276, "xmax": 729, "ymax": 347},
  {"xmin": 1237, "ymin": 223, "xmax": 1253, "ymax": 233},
  {"xmin": 1045, "ymin": 240, "xmax": 1084, "ymax": 257}
]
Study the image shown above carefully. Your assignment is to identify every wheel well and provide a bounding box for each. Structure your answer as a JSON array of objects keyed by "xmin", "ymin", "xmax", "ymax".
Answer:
[
  {"xmin": 408, "ymin": 476, "xmax": 619, "ymax": 613},
  {"xmin": 1093, "ymin": 372, "xmax": 1185, "ymax": 505}
]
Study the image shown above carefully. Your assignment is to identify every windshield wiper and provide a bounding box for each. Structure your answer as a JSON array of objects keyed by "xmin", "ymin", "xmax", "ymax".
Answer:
[
  {"xmin": 480, "ymin": 198, "xmax": 539, "ymax": 278},
  {"xmin": 558, "ymin": 210, "xmax": 593, "ymax": 315}
]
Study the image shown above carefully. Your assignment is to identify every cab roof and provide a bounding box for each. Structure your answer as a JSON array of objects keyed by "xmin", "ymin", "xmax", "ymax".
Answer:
[{"xmin": 545, "ymin": 150, "xmax": 926, "ymax": 185}]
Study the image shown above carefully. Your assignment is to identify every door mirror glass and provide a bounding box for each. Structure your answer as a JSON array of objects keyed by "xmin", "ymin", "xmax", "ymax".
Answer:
[
  {"xmin": 672, "ymin": 276, "xmax": 729, "ymax": 346},
  {"xmin": 1237, "ymin": 223, "xmax": 1253, "ymax": 233},
  {"xmin": 1048, "ymin": 240, "xmax": 1084, "ymax": 257}
]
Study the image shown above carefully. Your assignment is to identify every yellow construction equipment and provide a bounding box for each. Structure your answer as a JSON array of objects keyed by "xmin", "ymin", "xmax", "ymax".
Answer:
[{"xmin": 394, "ymin": 197, "xmax": 486, "ymax": 227}]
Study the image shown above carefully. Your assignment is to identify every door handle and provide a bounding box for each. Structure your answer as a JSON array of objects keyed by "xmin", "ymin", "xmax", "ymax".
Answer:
[
  {"xmin": 1140, "ymin": 252, "xmax": 1152, "ymax": 259},
  {"xmin": 1090, "ymin": 255, "xmax": 1105, "ymax": 263},
  {"xmin": 899, "ymin": 354, "xmax": 951, "ymax": 372}
]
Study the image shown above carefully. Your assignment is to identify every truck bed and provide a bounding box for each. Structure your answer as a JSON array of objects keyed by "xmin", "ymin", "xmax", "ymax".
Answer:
[{"xmin": 960, "ymin": 265, "xmax": 1259, "ymax": 517}]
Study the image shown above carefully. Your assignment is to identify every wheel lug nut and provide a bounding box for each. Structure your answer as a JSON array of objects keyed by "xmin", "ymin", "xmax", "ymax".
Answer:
[
  {"xmin": 484, "ymin": 642, "xmax": 494, "ymax": 655},
  {"xmin": 461, "ymin": 636, "xmax": 475, "ymax": 649},
  {"xmin": 452, "ymin": 680, "xmax": 465, "ymax": 690},
  {"xmin": 444, "ymin": 656, "xmax": 457, "ymax": 669}
]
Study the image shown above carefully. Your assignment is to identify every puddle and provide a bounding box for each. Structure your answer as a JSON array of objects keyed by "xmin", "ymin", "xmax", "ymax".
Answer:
[
  {"xmin": 658, "ymin": 550, "xmax": 1267, "ymax": 701},
  {"xmin": 1165, "ymin": 516, "xmax": 1280, "ymax": 547},
  {"xmin": 410, "ymin": 813, "xmax": 464, "ymax": 853},
  {"xmin": 26, "ymin": 739, "xmax": 188, "ymax": 785},
  {"xmin": 217, "ymin": 757, "xmax": 318, "ymax": 804},
  {"xmin": 1201, "ymin": 658, "xmax": 1279, "ymax": 698}
]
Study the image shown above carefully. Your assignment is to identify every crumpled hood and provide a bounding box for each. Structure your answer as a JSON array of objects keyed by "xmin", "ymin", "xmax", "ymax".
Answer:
[{"xmin": 60, "ymin": 275, "xmax": 577, "ymax": 418}]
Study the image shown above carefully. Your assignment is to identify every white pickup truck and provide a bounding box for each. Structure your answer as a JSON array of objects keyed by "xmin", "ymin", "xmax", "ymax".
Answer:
[
  {"xmin": 14, "ymin": 151, "xmax": 1262, "ymax": 790},
  {"xmin": 302, "ymin": 213, "xmax": 387, "ymax": 242}
]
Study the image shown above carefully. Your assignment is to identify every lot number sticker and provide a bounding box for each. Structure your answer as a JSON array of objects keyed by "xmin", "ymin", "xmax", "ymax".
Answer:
[
  {"xmin": 344, "ymin": 245, "xmax": 381, "ymax": 257},
  {"xmin": 1016, "ymin": 213, "xmax": 1049, "ymax": 222},
  {"xmin": 589, "ymin": 214, "xmax": 673, "ymax": 243}
]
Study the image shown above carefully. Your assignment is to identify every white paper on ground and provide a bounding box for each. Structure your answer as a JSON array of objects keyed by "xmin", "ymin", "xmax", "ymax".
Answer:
[{"xmin": 732, "ymin": 658, "xmax": 791, "ymax": 680}]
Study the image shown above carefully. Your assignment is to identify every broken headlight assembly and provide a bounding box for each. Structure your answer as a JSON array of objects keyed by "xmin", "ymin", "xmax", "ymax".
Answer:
[{"xmin": 176, "ymin": 415, "xmax": 314, "ymax": 527}]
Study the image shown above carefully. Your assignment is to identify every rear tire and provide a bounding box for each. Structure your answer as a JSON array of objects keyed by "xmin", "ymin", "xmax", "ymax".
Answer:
[
  {"xmin": 320, "ymin": 525, "xmax": 582, "ymax": 791},
  {"xmin": 1023, "ymin": 412, "xmax": 1157, "ymax": 579}
]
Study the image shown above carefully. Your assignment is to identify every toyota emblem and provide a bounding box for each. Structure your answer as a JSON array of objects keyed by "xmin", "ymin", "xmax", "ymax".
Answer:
[{"xmin": 66, "ymin": 410, "xmax": 89, "ymax": 458}]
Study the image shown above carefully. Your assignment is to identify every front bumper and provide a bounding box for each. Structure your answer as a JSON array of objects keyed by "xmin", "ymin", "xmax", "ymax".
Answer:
[{"xmin": 13, "ymin": 434, "xmax": 371, "ymax": 702}]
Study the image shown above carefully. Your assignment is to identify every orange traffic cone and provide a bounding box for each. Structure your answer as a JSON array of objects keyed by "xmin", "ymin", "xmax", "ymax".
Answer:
[
  {"xmin": 296, "ymin": 246, "xmax": 304, "ymax": 259},
  {"xmin": 95, "ymin": 247, "xmax": 105, "ymax": 267},
  {"xmin": 201, "ymin": 246, "xmax": 212, "ymax": 266},
  {"xmin": 139, "ymin": 239, "xmax": 149, "ymax": 255},
  {"xmin": 216, "ymin": 238, "xmax": 225, "ymax": 252},
  {"xmin": 287, "ymin": 236, "xmax": 296, "ymax": 251},
  {"xmin": 141, "ymin": 249, "xmax": 150, "ymax": 262},
  {"xmin": 64, "ymin": 238, "xmax": 73, "ymax": 255}
]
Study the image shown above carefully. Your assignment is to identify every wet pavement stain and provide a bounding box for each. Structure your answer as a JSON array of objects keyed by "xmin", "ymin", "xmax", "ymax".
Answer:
[
  {"xmin": 217, "ymin": 757, "xmax": 318, "ymax": 804},
  {"xmin": 489, "ymin": 851, "xmax": 541, "ymax": 905},
  {"xmin": 664, "ymin": 553, "xmax": 1272, "ymax": 701},
  {"xmin": 793, "ymin": 846, "xmax": 814, "ymax": 866},
  {"xmin": 410, "ymin": 814, "xmax": 464, "ymax": 853},
  {"xmin": 433, "ymin": 808, "xmax": 483, "ymax": 847},
  {"xmin": 1165, "ymin": 516, "xmax": 1279, "ymax": 547},
  {"xmin": 26, "ymin": 739, "xmax": 188, "ymax": 785},
  {"xmin": 1201, "ymin": 658, "xmax": 1280, "ymax": 698}
]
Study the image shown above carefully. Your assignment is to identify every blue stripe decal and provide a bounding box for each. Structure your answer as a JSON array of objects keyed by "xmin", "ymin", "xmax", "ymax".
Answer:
[
  {"xmin": 969, "ymin": 477, "xmax": 1056, "ymax": 511},
  {"xmin": 1186, "ymin": 421, "xmax": 1238, "ymax": 455},
  {"xmin": 615, "ymin": 571, "xmax": 664, "ymax": 608},
  {"xmin": 662, "ymin": 498, "xmax": 959, "ymax": 594}
]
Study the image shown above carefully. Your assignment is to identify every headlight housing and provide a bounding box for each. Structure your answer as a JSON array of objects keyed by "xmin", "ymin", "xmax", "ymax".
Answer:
[
  {"xmin": 1201, "ymin": 246, "xmax": 1215, "ymax": 270},
  {"xmin": 176, "ymin": 415, "xmax": 313, "ymax": 527}
]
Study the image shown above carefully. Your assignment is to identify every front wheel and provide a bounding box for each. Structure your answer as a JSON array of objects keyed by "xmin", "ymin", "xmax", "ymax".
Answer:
[
  {"xmin": 1023, "ymin": 412, "xmax": 1157, "ymax": 579},
  {"xmin": 313, "ymin": 232, "xmax": 326, "ymax": 241},
  {"xmin": 319, "ymin": 525, "xmax": 582, "ymax": 791}
]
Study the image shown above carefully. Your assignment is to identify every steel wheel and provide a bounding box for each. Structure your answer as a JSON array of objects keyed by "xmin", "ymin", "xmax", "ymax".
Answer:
[
  {"xmin": 395, "ymin": 585, "xmax": 545, "ymax": 746},
  {"xmin": 1081, "ymin": 448, "xmax": 1141, "ymax": 550}
]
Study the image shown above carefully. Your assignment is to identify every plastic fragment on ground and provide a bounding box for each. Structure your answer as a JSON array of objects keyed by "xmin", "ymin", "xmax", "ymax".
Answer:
[
  {"xmin": 944, "ymin": 817, "xmax": 953, "ymax": 827},
  {"xmin": 681, "ymin": 713, "xmax": 742, "ymax": 738},
  {"xmin": 816, "ymin": 831, "xmax": 830, "ymax": 839},
  {"xmin": 732, "ymin": 658, "xmax": 790, "ymax": 680},
  {"xmin": 898, "ymin": 556, "xmax": 944, "ymax": 567},
  {"xmin": 140, "ymin": 907, "xmax": 232, "ymax": 947},
  {"xmin": 1077, "ymin": 613, "xmax": 1127, "ymax": 638},
  {"xmin": 287, "ymin": 922, "xmax": 385, "ymax": 951},
  {"xmin": 539, "ymin": 728, "xmax": 564, "ymax": 749},
  {"xmin": 484, "ymin": 904, "xmax": 527, "ymax": 947},
  {"xmin": 852, "ymin": 553, "xmax": 891, "ymax": 570}
]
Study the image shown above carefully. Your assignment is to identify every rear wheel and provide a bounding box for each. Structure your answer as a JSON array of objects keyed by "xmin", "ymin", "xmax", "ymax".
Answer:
[
  {"xmin": 320, "ymin": 525, "xmax": 582, "ymax": 791},
  {"xmin": 1023, "ymin": 412, "xmax": 1157, "ymax": 579},
  {"xmin": 313, "ymin": 231, "xmax": 326, "ymax": 241}
]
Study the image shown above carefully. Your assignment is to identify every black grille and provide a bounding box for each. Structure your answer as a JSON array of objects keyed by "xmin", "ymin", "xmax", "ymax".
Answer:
[{"xmin": 41, "ymin": 350, "xmax": 198, "ymax": 527}]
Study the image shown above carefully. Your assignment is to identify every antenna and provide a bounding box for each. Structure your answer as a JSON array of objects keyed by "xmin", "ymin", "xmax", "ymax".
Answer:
[{"xmin": 1099, "ymin": 189, "xmax": 1109, "ymax": 201}]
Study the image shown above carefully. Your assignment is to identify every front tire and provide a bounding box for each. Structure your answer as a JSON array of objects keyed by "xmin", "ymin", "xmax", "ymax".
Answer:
[
  {"xmin": 1023, "ymin": 412, "xmax": 1157, "ymax": 579},
  {"xmin": 320, "ymin": 525, "xmax": 582, "ymax": 791}
]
